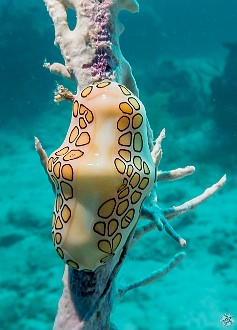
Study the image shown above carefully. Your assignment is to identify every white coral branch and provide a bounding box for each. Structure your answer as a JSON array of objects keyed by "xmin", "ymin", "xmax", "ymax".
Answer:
[
  {"xmin": 157, "ymin": 165, "xmax": 195, "ymax": 181},
  {"xmin": 34, "ymin": 137, "xmax": 55, "ymax": 192},
  {"xmin": 164, "ymin": 174, "xmax": 226, "ymax": 219},
  {"xmin": 116, "ymin": 252, "xmax": 186, "ymax": 299},
  {"xmin": 43, "ymin": 61, "xmax": 73, "ymax": 80},
  {"xmin": 151, "ymin": 128, "xmax": 165, "ymax": 167},
  {"xmin": 34, "ymin": 136, "xmax": 48, "ymax": 172}
]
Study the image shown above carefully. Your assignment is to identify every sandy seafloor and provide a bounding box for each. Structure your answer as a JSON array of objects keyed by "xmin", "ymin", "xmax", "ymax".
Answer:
[{"xmin": 0, "ymin": 0, "xmax": 237, "ymax": 329}]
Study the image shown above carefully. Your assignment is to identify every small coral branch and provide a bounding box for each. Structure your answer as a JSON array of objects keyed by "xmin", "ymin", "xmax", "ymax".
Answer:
[
  {"xmin": 151, "ymin": 128, "xmax": 165, "ymax": 166},
  {"xmin": 157, "ymin": 166, "xmax": 195, "ymax": 181},
  {"xmin": 140, "ymin": 204, "xmax": 186, "ymax": 245},
  {"xmin": 151, "ymin": 129, "xmax": 195, "ymax": 181},
  {"xmin": 164, "ymin": 174, "xmax": 226, "ymax": 219},
  {"xmin": 34, "ymin": 137, "xmax": 56, "ymax": 192},
  {"xmin": 34, "ymin": 137, "xmax": 48, "ymax": 173},
  {"xmin": 54, "ymin": 85, "xmax": 75, "ymax": 103},
  {"xmin": 116, "ymin": 251, "xmax": 186, "ymax": 299},
  {"xmin": 43, "ymin": 61, "xmax": 73, "ymax": 80}
]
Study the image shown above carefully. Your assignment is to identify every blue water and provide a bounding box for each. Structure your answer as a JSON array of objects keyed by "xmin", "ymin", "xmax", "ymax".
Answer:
[{"xmin": 0, "ymin": 1, "xmax": 236, "ymax": 329}]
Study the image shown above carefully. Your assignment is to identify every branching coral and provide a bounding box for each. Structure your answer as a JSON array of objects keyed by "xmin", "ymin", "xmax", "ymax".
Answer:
[{"xmin": 35, "ymin": 0, "xmax": 226, "ymax": 329}]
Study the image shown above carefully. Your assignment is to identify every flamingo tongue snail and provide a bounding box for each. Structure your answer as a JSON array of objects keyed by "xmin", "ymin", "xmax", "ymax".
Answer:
[
  {"xmin": 47, "ymin": 80, "xmax": 156, "ymax": 271},
  {"xmin": 34, "ymin": 0, "xmax": 226, "ymax": 328}
]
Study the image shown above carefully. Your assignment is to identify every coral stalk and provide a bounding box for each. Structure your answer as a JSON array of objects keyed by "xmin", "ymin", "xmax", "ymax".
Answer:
[
  {"xmin": 37, "ymin": 1, "xmax": 226, "ymax": 329},
  {"xmin": 43, "ymin": 0, "xmax": 139, "ymax": 94}
]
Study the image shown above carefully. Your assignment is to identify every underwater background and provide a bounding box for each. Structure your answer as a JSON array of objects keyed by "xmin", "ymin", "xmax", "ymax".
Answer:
[{"xmin": 0, "ymin": 0, "xmax": 236, "ymax": 329}]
